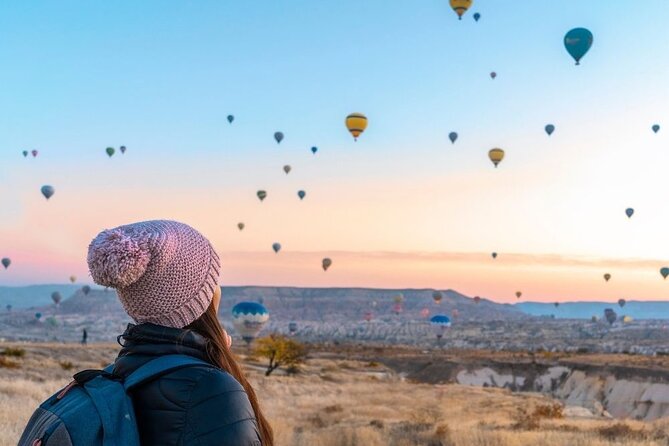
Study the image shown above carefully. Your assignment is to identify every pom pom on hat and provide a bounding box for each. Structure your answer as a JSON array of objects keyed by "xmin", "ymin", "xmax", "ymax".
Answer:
[{"xmin": 87, "ymin": 228, "xmax": 151, "ymax": 288}]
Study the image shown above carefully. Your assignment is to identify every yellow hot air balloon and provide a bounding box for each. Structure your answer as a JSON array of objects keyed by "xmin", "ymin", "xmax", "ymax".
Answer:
[
  {"xmin": 489, "ymin": 148, "xmax": 505, "ymax": 168},
  {"xmin": 450, "ymin": 0, "xmax": 472, "ymax": 20},
  {"xmin": 346, "ymin": 113, "xmax": 367, "ymax": 141}
]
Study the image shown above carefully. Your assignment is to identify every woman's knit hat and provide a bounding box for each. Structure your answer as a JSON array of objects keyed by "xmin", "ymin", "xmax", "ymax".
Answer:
[{"xmin": 87, "ymin": 220, "xmax": 220, "ymax": 328}]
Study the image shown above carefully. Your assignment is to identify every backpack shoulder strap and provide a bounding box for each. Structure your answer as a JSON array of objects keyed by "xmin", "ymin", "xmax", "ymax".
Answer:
[{"xmin": 123, "ymin": 354, "xmax": 214, "ymax": 391}]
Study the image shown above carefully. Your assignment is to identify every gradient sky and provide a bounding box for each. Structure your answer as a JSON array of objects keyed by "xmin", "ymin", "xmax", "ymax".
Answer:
[{"xmin": 1, "ymin": 1, "xmax": 668, "ymax": 303}]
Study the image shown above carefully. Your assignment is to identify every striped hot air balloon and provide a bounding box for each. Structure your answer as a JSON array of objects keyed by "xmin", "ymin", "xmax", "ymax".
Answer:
[{"xmin": 345, "ymin": 113, "xmax": 367, "ymax": 141}]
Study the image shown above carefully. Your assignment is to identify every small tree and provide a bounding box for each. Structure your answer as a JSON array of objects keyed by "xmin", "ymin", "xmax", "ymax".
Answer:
[{"xmin": 253, "ymin": 334, "xmax": 307, "ymax": 376}]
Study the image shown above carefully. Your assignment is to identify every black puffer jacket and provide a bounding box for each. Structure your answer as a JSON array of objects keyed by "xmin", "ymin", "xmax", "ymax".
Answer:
[{"xmin": 113, "ymin": 323, "xmax": 262, "ymax": 446}]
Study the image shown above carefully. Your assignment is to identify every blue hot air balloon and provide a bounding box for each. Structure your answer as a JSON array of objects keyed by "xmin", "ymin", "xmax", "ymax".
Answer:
[
  {"xmin": 1, "ymin": 258, "xmax": 10, "ymax": 269},
  {"xmin": 274, "ymin": 132, "xmax": 284, "ymax": 144},
  {"xmin": 297, "ymin": 190, "xmax": 306, "ymax": 200},
  {"xmin": 545, "ymin": 124, "xmax": 555, "ymax": 136},
  {"xmin": 625, "ymin": 208, "xmax": 634, "ymax": 219},
  {"xmin": 272, "ymin": 243, "xmax": 282, "ymax": 253},
  {"xmin": 564, "ymin": 28, "xmax": 593, "ymax": 65},
  {"xmin": 311, "ymin": 146, "xmax": 318, "ymax": 154},
  {"xmin": 227, "ymin": 115, "xmax": 234, "ymax": 124},
  {"xmin": 41, "ymin": 185, "xmax": 55, "ymax": 200},
  {"xmin": 232, "ymin": 302, "xmax": 269, "ymax": 344},
  {"xmin": 430, "ymin": 315, "xmax": 451, "ymax": 339},
  {"xmin": 473, "ymin": 12, "xmax": 480, "ymax": 22},
  {"xmin": 35, "ymin": 312, "xmax": 42, "ymax": 321},
  {"xmin": 660, "ymin": 267, "xmax": 669, "ymax": 280},
  {"xmin": 22, "ymin": 150, "xmax": 28, "ymax": 157},
  {"xmin": 652, "ymin": 124, "xmax": 660, "ymax": 134},
  {"xmin": 449, "ymin": 132, "xmax": 458, "ymax": 144}
]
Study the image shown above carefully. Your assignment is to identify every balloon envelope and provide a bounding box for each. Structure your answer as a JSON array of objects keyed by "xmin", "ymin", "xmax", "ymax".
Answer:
[
  {"xmin": 106, "ymin": 147, "xmax": 115, "ymax": 157},
  {"xmin": 322, "ymin": 258, "xmax": 332, "ymax": 271},
  {"xmin": 490, "ymin": 71, "xmax": 496, "ymax": 79},
  {"xmin": 69, "ymin": 275, "xmax": 76, "ymax": 283},
  {"xmin": 232, "ymin": 302, "xmax": 269, "ymax": 344},
  {"xmin": 283, "ymin": 165, "xmax": 291, "ymax": 174},
  {"xmin": 1, "ymin": 258, "xmax": 10, "ymax": 269},
  {"xmin": 274, "ymin": 132, "xmax": 284, "ymax": 144},
  {"xmin": 449, "ymin": 132, "xmax": 458, "ymax": 144},
  {"xmin": 604, "ymin": 308, "xmax": 617, "ymax": 325},
  {"xmin": 564, "ymin": 28, "xmax": 593, "ymax": 65},
  {"xmin": 35, "ymin": 312, "xmax": 42, "ymax": 320},
  {"xmin": 51, "ymin": 292, "xmax": 62, "ymax": 305},
  {"xmin": 652, "ymin": 124, "xmax": 660, "ymax": 133},
  {"xmin": 474, "ymin": 296, "xmax": 481, "ymax": 304},
  {"xmin": 449, "ymin": 0, "xmax": 472, "ymax": 19},
  {"xmin": 420, "ymin": 308, "xmax": 430, "ymax": 318},
  {"xmin": 272, "ymin": 243, "xmax": 282, "ymax": 253},
  {"xmin": 473, "ymin": 12, "xmax": 480, "ymax": 21},
  {"xmin": 32, "ymin": 150, "xmax": 38, "ymax": 157},
  {"xmin": 237, "ymin": 223, "xmax": 245, "ymax": 231},
  {"xmin": 430, "ymin": 314, "xmax": 451, "ymax": 338},
  {"xmin": 661, "ymin": 267, "xmax": 669, "ymax": 279},
  {"xmin": 604, "ymin": 273, "xmax": 611, "ymax": 282},
  {"xmin": 346, "ymin": 113, "xmax": 368, "ymax": 140},
  {"xmin": 515, "ymin": 291, "xmax": 522, "ymax": 299},
  {"xmin": 227, "ymin": 115, "xmax": 234, "ymax": 124},
  {"xmin": 625, "ymin": 208, "xmax": 634, "ymax": 218},
  {"xmin": 545, "ymin": 124, "xmax": 555, "ymax": 136},
  {"xmin": 41, "ymin": 185, "xmax": 55, "ymax": 200},
  {"xmin": 618, "ymin": 298, "xmax": 626, "ymax": 308},
  {"xmin": 257, "ymin": 190, "xmax": 267, "ymax": 202},
  {"xmin": 82, "ymin": 285, "xmax": 91, "ymax": 295},
  {"xmin": 289, "ymin": 321, "xmax": 298, "ymax": 334},
  {"xmin": 393, "ymin": 293, "xmax": 404, "ymax": 304},
  {"xmin": 432, "ymin": 291, "xmax": 443, "ymax": 303},
  {"xmin": 120, "ymin": 145, "xmax": 126, "ymax": 154},
  {"xmin": 492, "ymin": 252, "xmax": 498, "ymax": 259},
  {"xmin": 311, "ymin": 146, "xmax": 318, "ymax": 154},
  {"xmin": 297, "ymin": 190, "xmax": 306, "ymax": 200},
  {"xmin": 489, "ymin": 148, "xmax": 505, "ymax": 167},
  {"xmin": 22, "ymin": 150, "xmax": 28, "ymax": 157}
]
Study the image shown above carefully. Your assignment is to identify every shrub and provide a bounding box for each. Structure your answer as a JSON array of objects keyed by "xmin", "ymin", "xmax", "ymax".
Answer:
[
  {"xmin": 253, "ymin": 334, "xmax": 307, "ymax": 376},
  {"xmin": 369, "ymin": 419, "xmax": 384, "ymax": 429},
  {"xmin": 59, "ymin": 361, "xmax": 75, "ymax": 371},
  {"xmin": 1, "ymin": 347, "xmax": 26, "ymax": 357},
  {"xmin": 533, "ymin": 402, "xmax": 564, "ymax": 419},
  {"xmin": 0, "ymin": 356, "xmax": 20, "ymax": 369},
  {"xmin": 597, "ymin": 423, "xmax": 648, "ymax": 441}
]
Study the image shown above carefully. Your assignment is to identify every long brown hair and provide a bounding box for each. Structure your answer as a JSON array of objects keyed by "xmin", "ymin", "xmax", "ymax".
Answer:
[{"xmin": 185, "ymin": 302, "xmax": 274, "ymax": 445}]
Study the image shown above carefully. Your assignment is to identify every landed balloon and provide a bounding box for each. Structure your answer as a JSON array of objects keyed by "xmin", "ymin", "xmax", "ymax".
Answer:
[
  {"xmin": 591, "ymin": 315, "xmax": 599, "ymax": 322},
  {"xmin": 490, "ymin": 71, "xmax": 497, "ymax": 79},
  {"xmin": 1, "ymin": 258, "xmax": 11, "ymax": 269},
  {"xmin": 392, "ymin": 303, "xmax": 402, "ymax": 315},
  {"xmin": 625, "ymin": 208, "xmax": 634, "ymax": 219},
  {"xmin": 604, "ymin": 308, "xmax": 617, "ymax": 325},
  {"xmin": 32, "ymin": 150, "xmax": 38, "ymax": 157},
  {"xmin": 488, "ymin": 148, "xmax": 504, "ymax": 167},
  {"xmin": 82, "ymin": 285, "xmax": 91, "ymax": 295},
  {"xmin": 297, "ymin": 190, "xmax": 306, "ymax": 200},
  {"xmin": 274, "ymin": 132, "xmax": 284, "ymax": 144},
  {"xmin": 272, "ymin": 243, "xmax": 282, "ymax": 253},
  {"xmin": 393, "ymin": 293, "xmax": 404, "ymax": 304},
  {"xmin": 311, "ymin": 146, "xmax": 318, "ymax": 154},
  {"xmin": 232, "ymin": 301, "xmax": 269, "ymax": 344},
  {"xmin": 257, "ymin": 190, "xmax": 267, "ymax": 202},
  {"xmin": 41, "ymin": 185, "xmax": 55, "ymax": 200},
  {"xmin": 106, "ymin": 147, "xmax": 115, "ymax": 158},
  {"xmin": 449, "ymin": 132, "xmax": 458, "ymax": 144},
  {"xmin": 430, "ymin": 315, "xmax": 451, "ymax": 339},
  {"xmin": 661, "ymin": 267, "xmax": 669, "ymax": 279},
  {"xmin": 322, "ymin": 258, "xmax": 332, "ymax": 271},
  {"xmin": 652, "ymin": 124, "xmax": 660, "ymax": 133},
  {"xmin": 283, "ymin": 165, "xmax": 291, "ymax": 174},
  {"xmin": 346, "ymin": 113, "xmax": 368, "ymax": 141},
  {"xmin": 22, "ymin": 150, "xmax": 28, "ymax": 157},
  {"xmin": 473, "ymin": 12, "xmax": 480, "ymax": 21},
  {"xmin": 227, "ymin": 115, "xmax": 234, "ymax": 124},
  {"xmin": 120, "ymin": 145, "xmax": 126, "ymax": 154},
  {"xmin": 545, "ymin": 124, "xmax": 555, "ymax": 136},
  {"xmin": 564, "ymin": 28, "xmax": 593, "ymax": 65},
  {"xmin": 604, "ymin": 273, "xmax": 611, "ymax": 282},
  {"xmin": 618, "ymin": 298, "xmax": 626, "ymax": 308},
  {"xmin": 515, "ymin": 291, "xmax": 522, "ymax": 299},
  {"xmin": 432, "ymin": 291, "xmax": 443, "ymax": 304},
  {"xmin": 449, "ymin": 0, "xmax": 472, "ymax": 20},
  {"xmin": 237, "ymin": 222, "xmax": 245, "ymax": 231},
  {"xmin": 289, "ymin": 321, "xmax": 298, "ymax": 334},
  {"xmin": 51, "ymin": 292, "xmax": 62, "ymax": 305},
  {"xmin": 69, "ymin": 275, "xmax": 76, "ymax": 283}
]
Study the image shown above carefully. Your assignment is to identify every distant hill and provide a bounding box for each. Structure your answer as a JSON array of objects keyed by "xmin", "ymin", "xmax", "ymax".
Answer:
[
  {"xmin": 515, "ymin": 301, "xmax": 669, "ymax": 320},
  {"xmin": 0, "ymin": 285, "xmax": 90, "ymax": 310}
]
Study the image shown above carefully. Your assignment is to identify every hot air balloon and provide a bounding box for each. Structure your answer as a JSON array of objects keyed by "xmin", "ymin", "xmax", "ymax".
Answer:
[
  {"xmin": 661, "ymin": 267, "xmax": 669, "ymax": 279},
  {"xmin": 120, "ymin": 145, "xmax": 126, "ymax": 154},
  {"xmin": 311, "ymin": 146, "xmax": 318, "ymax": 154},
  {"xmin": 618, "ymin": 298, "xmax": 626, "ymax": 308},
  {"xmin": 545, "ymin": 124, "xmax": 555, "ymax": 136},
  {"xmin": 237, "ymin": 222, "xmax": 245, "ymax": 231},
  {"xmin": 227, "ymin": 115, "xmax": 234, "ymax": 124},
  {"xmin": 449, "ymin": 132, "xmax": 458, "ymax": 144},
  {"xmin": 289, "ymin": 321, "xmax": 298, "ymax": 335},
  {"xmin": 554, "ymin": 302, "xmax": 560, "ymax": 308},
  {"xmin": 393, "ymin": 293, "xmax": 404, "ymax": 304},
  {"xmin": 82, "ymin": 285, "xmax": 91, "ymax": 295},
  {"xmin": 106, "ymin": 147, "xmax": 115, "ymax": 157},
  {"xmin": 345, "ymin": 113, "xmax": 367, "ymax": 141},
  {"xmin": 392, "ymin": 303, "xmax": 402, "ymax": 315},
  {"xmin": 489, "ymin": 148, "xmax": 504, "ymax": 167},
  {"xmin": 35, "ymin": 312, "xmax": 42, "ymax": 321},
  {"xmin": 652, "ymin": 124, "xmax": 660, "ymax": 133},
  {"xmin": 564, "ymin": 28, "xmax": 593, "ymax": 65},
  {"xmin": 604, "ymin": 308, "xmax": 617, "ymax": 325},
  {"xmin": 274, "ymin": 132, "xmax": 284, "ymax": 144},
  {"xmin": 449, "ymin": 0, "xmax": 472, "ymax": 20},
  {"xmin": 603, "ymin": 273, "xmax": 611, "ymax": 282},
  {"xmin": 625, "ymin": 208, "xmax": 634, "ymax": 219},
  {"xmin": 5, "ymin": 304, "xmax": 11, "ymax": 312},
  {"xmin": 430, "ymin": 315, "xmax": 451, "ymax": 339},
  {"xmin": 283, "ymin": 165, "xmax": 291, "ymax": 174},
  {"xmin": 490, "ymin": 71, "xmax": 497, "ymax": 79},
  {"xmin": 69, "ymin": 275, "xmax": 76, "ymax": 283},
  {"xmin": 322, "ymin": 258, "xmax": 332, "ymax": 271},
  {"xmin": 257, "ymin": 190, "xmax": 267, "ymax": 202},
  {"xmin": 433, "ymin": 291, "xmax": 443, "ymax": 304},
  {"xmin": 22, "ymin": 150, "xmax": 28, "ymax": 157},
  {"xmin": 231, "ymin": 302, "xmax": 269, "ymax": 344},
  {"xmin": 297, "ymin": 190, "xmax": 306, "ymax": 200},
  {"xmin": 515, "ymin": 291, "xmax": 522, "ymax": 299},
  {"xmin": 420, "ymin": 308, "xmax": 430, "ymax": 318},
  {"xmin": 1, "ymin": 258, "xmax": 10, "ymax": 269},
  {"xmin": 363, "ymin": 311, "xmax": 373, "ymax": 322},
  {"xmin": 272, "ymin": 243, "xmax": 281, "ymax": 253},
  {"xmin": 32, "ymin": 150, "xmax": 38, "ymax": 157},
  {"xmin": 622, "ymin": 315, "xmax": 633, "ymax": 323},
  {"xmin": 41, "ymin": 185, "xmax": 55, "ymax": 200},
  {"xmin": 473, "ymin": 12, "xmax": 480, "ymax": 21},
  {"xmin": 474, "ymin": 296, "xmax": 481, "ymax": 304},
  {"xmin": 492, "ymin": 252, "xmax": 498, "ymax": 259},
  {"xmin": 591, "ymin": 315, "xmax": 599, "ymax": 322},
  {"xmin": 51, "ymin": 292, "xmax": 62, "ymax": 305}
]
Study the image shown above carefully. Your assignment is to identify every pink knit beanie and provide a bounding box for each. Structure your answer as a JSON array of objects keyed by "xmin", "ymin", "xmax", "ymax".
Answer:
[{"xmin": 87, "ymin": 220, "xmax": 220, "ymax": 328}]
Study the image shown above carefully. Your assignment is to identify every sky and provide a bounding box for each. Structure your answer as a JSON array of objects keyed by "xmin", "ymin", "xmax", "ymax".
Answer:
[{"xmin": 0, "ymin": 1, "xmax": 668, "ymax": 303}]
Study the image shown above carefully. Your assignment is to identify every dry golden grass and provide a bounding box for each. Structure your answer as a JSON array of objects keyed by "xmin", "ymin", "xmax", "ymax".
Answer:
[{"xmin": 1, "ymin": 342, "xmax": 668, "ymax": 446}]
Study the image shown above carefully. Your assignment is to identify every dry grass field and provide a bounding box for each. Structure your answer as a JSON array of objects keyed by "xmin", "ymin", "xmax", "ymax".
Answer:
[{"xmin": 1, "ymin": 343, "xmax": 669, "ymax": 446}]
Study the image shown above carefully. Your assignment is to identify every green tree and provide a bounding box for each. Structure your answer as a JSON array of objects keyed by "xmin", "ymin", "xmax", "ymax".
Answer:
[{"xmin": 253, "ymin": 334, "xmax": 307, "ymax": 376}]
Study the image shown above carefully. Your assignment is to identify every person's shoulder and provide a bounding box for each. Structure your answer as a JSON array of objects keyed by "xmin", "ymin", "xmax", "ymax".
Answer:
[{"xmin": 174, "ymin": 364, "xmax": 246, "ymax": 394}]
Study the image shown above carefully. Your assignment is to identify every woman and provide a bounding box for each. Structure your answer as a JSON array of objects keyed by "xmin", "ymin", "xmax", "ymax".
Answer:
[{"xmin": 87, "ymin": 220, "xmax": 273, "ymax": 445}]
